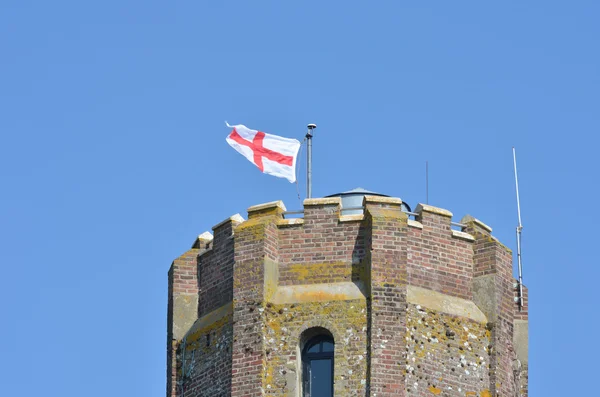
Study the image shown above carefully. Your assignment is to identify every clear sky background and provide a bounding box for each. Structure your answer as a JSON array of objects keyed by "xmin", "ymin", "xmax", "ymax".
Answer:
[{"xmin": 1, "ymin": 1, "xmax": 598, "ymax": 396}]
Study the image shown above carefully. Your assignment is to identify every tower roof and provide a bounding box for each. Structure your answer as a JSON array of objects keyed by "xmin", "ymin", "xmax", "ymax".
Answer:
[{"xmin": 325, "ymin": 187, "xmax": 388, "ymax": 197}]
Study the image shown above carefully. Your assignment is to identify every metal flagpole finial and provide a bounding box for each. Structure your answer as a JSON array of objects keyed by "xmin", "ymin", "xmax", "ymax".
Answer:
[{"xmin": 306, "ymin": 124, "xmax": 317, "ymax": 198}]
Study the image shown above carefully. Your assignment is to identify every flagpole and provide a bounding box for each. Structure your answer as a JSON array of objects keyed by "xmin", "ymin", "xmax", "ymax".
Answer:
[{"xmin": 306, "ymin": 124, "xmax": 316, "ymax": 198}]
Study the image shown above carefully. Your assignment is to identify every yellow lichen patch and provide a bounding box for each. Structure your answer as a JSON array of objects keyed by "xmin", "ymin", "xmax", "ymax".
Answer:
[
  {"xmin": 264, "ymin": 279, "xmax": 278, "ymax": 301},
  {"xmin": 266, "ymin": 318, "xmax": 282, "ymax": 333},
  {"xmin": 287, "ymin": 262, "xmax": 350, "ymax": 282},
  {"xmin": 368, "ymin": 207, "xmax": 407, "ymax": 222},
  {"xmin": 235, "ymin": 216, "xmax": 269, "ymax": 229},
  {"xmin": 428, "ymin": 385, "xmax": 442, "ymax": 394},
  {"xmin": 291, "ymin": 290, "xmax": 353, "ymax": 302},
  {"xmin": 185, "ymin": 314, "xmax": 231, "ymax": 351},
  {"xmin": 480, "ymin": 390, "xmax": 492, "ymax": 397},
  {"xmin": 235, "ymin": 217, "xmax": 278, "ymax": 241},
  {"xmin": 261, "ymin": 299, "xmax": 368, "ymax": 395},
  {"xmin": 465, "ymin": 392, "xmax": 477, "ymax": 396},
  {"xmin": 415, "ymin": 347, "xmax": 427, "ymax": 358},
  {"xmin": 270, "ymin": 282, "xmax": 366, "ymax": 305},
  {"xmin": 247, "ymin": 201, "xmax": 285, "ymax": 218},
  {"xmin": 184, "ymin": 303, "xmax": 233, "ymax": 348}
]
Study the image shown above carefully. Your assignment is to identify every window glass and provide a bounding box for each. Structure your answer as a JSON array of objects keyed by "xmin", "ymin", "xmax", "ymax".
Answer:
[
  {"xmin": 306, "ymin": 341, "xmax": 320, "ymax": 354},
  {"xmin": 302, "ymin": 334, "xmax": 334, "ymax": 397},
  {"xmin": 310, "ymin": 358, "xmax": 333, "ymax": 397}
]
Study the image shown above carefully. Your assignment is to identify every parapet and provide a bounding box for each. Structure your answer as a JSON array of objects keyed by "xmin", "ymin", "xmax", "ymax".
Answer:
[
  {"xmin": 185, "ymin": 197, "xmax": 517, "ymax": 302},
  {"xmin": 167, "ymin": 194, "xmax": 528, "ymax": 397},
  {"xmin": 239, "ymin": 197, "xmax": 483, "ymax": 240}
]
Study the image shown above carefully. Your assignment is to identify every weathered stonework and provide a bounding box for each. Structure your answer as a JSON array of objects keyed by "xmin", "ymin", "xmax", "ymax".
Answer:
[
  {"xmin": 405, "ymin": 304, "xmax": 491, "ymax": 396},
  {"xmin": 167, "ymin": 197, "xmax": 528, "ymax": 397},
  {"xmin": 262, "ymin": 299, "xmax": 369, "ymax": 396}
]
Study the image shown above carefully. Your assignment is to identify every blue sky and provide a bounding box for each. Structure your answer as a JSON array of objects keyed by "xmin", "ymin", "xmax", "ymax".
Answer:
[{"xmin": 1, "ymin": 1, "xmax": 598, "ymax": 395}]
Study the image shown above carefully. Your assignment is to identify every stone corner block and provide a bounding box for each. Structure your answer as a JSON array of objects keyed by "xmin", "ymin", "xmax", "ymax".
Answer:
[
  {"xmin": 212, "ymin": 213, "xmax": 246, "ymax": 230},
  {"xmin": 303, "ymin": 197, "xmax": 342, "ymax": 206},
  {"xmin": 191, "ymin": 231, "xmax": 214, "ymax": 248},
  {"xmin": 248, "ymin": 200, "xmax": 287, "ymax": 213},
  {"xmin": 415, "ymin": 203, "xmax": 453, "ymax": 217},
  {"xmin": 460, "ymin": 214, "xmax": 493, "ymax": 233},
  {"xmin": 363, "ymin": 195, "xmax": 403, "ymax": 206}
]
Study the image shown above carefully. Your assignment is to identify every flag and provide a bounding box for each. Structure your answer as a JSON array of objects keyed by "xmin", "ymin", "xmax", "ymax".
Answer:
[{"xmin": 226, "ymin": 123, "xmax": 301, "ymax": 183}]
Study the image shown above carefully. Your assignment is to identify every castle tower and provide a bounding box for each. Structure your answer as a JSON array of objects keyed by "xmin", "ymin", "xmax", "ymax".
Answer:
[{"xmin": 167, "ymin": 191, "xmax": 528, "ymax": 397}]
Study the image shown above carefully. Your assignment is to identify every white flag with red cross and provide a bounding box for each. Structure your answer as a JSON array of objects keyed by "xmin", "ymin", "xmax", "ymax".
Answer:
[{"xmin": 226, "ymin": 123, "xmax": 301, "ymax": 183}]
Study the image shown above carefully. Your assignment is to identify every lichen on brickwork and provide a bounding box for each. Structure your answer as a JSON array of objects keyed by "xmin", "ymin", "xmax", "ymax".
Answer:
[
  {"xmin": 235, "ymin": 216, "xmax": 277, "ymax": 242},
  {"xmin": 184, "ymin": 315, "xmax": 232, "ymax": 351},
  {"xmin": 168, "ymin": 198, "xmax": 527, "ymax": 397},
  {"xmin": 368, "ymin": 207, "xmax": 407, "ymax": 222},
  {"xmin": 285, "ymin": 261, "xmax": 365, "ymax": 282},
  {"xmin": 175, "ymin": 311, "xmax": 233, "ymax": 397},
  {"xmin": 261, "ymin": 299, "xmax": 368, "ymax": 396}
]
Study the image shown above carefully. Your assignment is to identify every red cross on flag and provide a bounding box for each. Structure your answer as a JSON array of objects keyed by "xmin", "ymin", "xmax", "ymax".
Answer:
[{"xmin": 226, "ymin": 123, "xmax": 301, "ymax": 183}]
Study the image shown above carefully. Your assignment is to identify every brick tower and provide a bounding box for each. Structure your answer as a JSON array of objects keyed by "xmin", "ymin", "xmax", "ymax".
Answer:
[{"xmin": 167, "ymin": 191, "xmax": 528, "ymax": 397}]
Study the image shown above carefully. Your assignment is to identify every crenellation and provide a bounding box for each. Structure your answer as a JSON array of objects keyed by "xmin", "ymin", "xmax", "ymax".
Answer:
[
  {"xmin": 302, "ymin": 197, "xmax": 341, "ymax": 225},
  {"xmin": 191, "ymin": 231, "xmax": 213, "ymax": 249},
  {"xmin": 452, "ymin": 229, "xmax": 475, "ymax": 242},
  {"xmin": 211, "ymin": 214, "xmax": 244, "ymax": 247},
  {"xmin": 247, "ymin": 200, "xmax": 286, "ymax": 219},
  {"xmin": 167, "ymin": 195, "xmax": 527, "ymax": 397},
  {"xmin": 407, "ymin": 203, "xmax": 474, "ymax": 301},
  {"xmin": 416, "ymin": 203, "xmax": 454, "ymax": 218},
  {"xmin": 461, "ymin": 214, "xmax": 493, "ymax": 234}
]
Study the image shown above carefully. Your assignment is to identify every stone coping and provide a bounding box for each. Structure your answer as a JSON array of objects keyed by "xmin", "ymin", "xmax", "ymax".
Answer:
[
  {"xmin": 363, "ymin": 195, "xmax": 403, "ymax": 205},
  {"xmin": 339, "ymin": 214, "xmax": 364, "ymax": 222},
  {"xmin": 407, "ymin": 219, "xmax": 423, "ymax": 229},
  {"xmin": 212, "ymin": 213, "xmax": 245, "ymax": 230},
  {"xmin": 451, "ymin": 230, "xmax": 475, "ymax": 241},
  {"xmin": 269, "ymin": 281, "xmax": 367, "ymax": 305},
  {"xmin": 407, "ymin": 285, "xmax": 487, "ymax": 323},
  {"xmin": 247, "ymin": 200, "xmax": 287, "ymax": 213},
  {"xmin": 191, "ymin": 231, "xmax": 214, "ymax": 248},
  {"xmin": 197, "ymin": 231, "xmax": 214, "ymax": 241},
  {"xmin": 303, "ymin": 197, "xmax": 342, "ymax": 206},
  {"xmin": 277, "ymin": 218, "xmax": 305, "ymax": 226},
  {"xmin": 460, "ymin": 214, "xmax": 493, "ymax": 233},
  {"xmin": 415, "ymin": 203, "xmax": 453, "ymax": 217}
]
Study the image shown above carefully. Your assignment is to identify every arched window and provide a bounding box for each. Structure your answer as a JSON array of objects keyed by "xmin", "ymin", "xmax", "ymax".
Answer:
[{"xmin": 302, "ymin": 332, "xmax": 334, "ymax": 397}]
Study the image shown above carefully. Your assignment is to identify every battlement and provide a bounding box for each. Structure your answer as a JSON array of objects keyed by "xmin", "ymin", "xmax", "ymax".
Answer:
[
  {"xmin": 192, "ymin": 197, "xmax": 498, "ymax": 299},
  {"xmin": 167, "ymin": 195, "xmax": 528, "ymax": 397}
]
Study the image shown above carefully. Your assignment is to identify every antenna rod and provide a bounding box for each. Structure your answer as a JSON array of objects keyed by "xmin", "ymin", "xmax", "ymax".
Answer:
[
  {"xmin": 513, "ymin": 147, "xmax": 524, "ymax": 311},
  {"xmin": 426, "ymin": 161, "xmax": 429, "ymax": 204},
  {"xmin": 306, "ymin": 124, "xmax": 317, "ymax": 198}
]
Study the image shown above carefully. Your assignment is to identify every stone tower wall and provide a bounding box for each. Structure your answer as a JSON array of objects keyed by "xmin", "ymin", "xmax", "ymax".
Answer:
[{"xmin": 167, "ymin": 196, "xmax": 528, "ymax": 397}]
